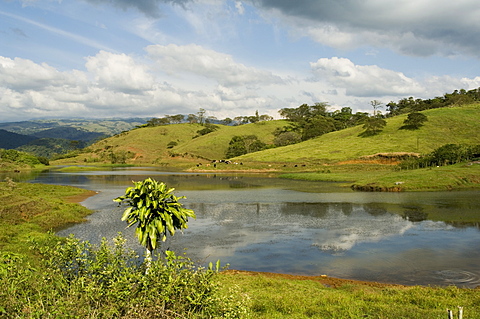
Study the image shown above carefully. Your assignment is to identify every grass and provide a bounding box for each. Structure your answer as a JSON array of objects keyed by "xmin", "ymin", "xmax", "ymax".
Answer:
[
  {"xmin": 216, "ymin": 271, "xmax": 480, "ymax": 319},
  {"xmin": 53, "ymin": 121, "xmax": 287, "ymax": 166},
  {"xmin": 236, "ymin": 104, "xmax": 480, "ymax": 163},
  {"xmin": 0, "ymin": 181, "xmax": 93, "ymax": 257},
  {"xmin": 281, "ymin": 162, "xmax": 480, "ymax": 192}
]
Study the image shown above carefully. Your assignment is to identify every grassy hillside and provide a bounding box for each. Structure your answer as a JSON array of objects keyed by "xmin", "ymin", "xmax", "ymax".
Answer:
[
  {"xmin": 173, "ymin": 120, "xmax": 288, "ymax": 160},
  {"xmin": 53, "ymin": 104, "xmax": 480, "ymax": 172},
  {"xmin": 54, "ymin": 121, "xmax": 287, "ymax": 166},
  {"xmin": 235, "ymin": 104, "xmax": 480, "ymax": 164}
]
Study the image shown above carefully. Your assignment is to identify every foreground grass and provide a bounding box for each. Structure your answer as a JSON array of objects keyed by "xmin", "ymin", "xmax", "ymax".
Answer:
[
  {"xmin": 0, "ymin": 182, "xmax": 246, "ymax": 318},
  {"xmin": 217, "ymin": 271, "xmax": 480, "ymax": 319}
]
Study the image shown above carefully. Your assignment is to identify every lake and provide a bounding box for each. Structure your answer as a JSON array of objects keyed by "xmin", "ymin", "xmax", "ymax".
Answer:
[{"xmin": 12, "ymin": 167, "xmax": 480, "ymax": 288}]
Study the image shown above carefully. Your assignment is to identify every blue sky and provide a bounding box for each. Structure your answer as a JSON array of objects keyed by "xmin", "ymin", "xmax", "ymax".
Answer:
[{"xmin": 1, "ymin": 0, "xmax": 480, "ymax": 122}]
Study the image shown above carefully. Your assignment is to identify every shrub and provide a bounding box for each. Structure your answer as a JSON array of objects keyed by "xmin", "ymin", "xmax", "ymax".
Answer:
[
  {"xmin": 0, "ymin": 234, "xmax": 249, "ymax": 318},
  {"xmin": 225, "ymin": 135, "xmax": 266, "ymax": 158},
  {"xmin": 398, "ymin": 144, "xmax": 480, "ymax": 169}
]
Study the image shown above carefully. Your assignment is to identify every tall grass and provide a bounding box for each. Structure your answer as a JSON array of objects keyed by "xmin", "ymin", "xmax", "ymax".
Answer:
[{"xmin": 217, "ymin": 271, "xmax": 480, "ymax": 319}]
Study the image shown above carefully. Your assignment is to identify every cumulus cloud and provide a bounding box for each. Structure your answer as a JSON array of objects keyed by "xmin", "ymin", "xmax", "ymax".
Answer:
[
  {"xmin": 0, "ymin": 50, "xmax": 283, "ymax": 121},
  {"xmin": 310, "ymin": 57, "xmax": 424, "ymax": 97},
  {"xmin": 249, "ymin": 0, "xmax": 480, "ymax": 57},
  {"xmin": 0, "ymin": 57, "xmax": 72, "ymax": 91},
  {"xmin": 146, "ymin": 43, "xmax": 284, "ymax": 87},
  {"xmin": 85, "ymin": 51, "xmax": 155, "ymax": 93}
]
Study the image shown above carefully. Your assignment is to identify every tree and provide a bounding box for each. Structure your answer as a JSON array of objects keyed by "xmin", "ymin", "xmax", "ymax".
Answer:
[
  {"xmin": 360, "ymin": 116, "xmax": 387, "ymax": 137},
  {"xmin": 197, "ymin": 108, "xmax": 206, "ymax": 125},
  {"xmin": 400, "ymin": 112, "xmax": 428, "ymax": 130},
  {"xmin": 225, "ymin": 135, "xmax": 266, "ymax": 158},
  {"xmin": 273, "ymin": 131, "xmax": 301, "ymax": 147},
  {"xmin": 370, "ymin": 100, "xmax": 383, "ymax": 116},
  {"xmin": 221, "ymin": 117, "xmax": 233, "ymax": 125},
  {"xmin": 248, "ymin": 110, "xmax": 260, "ymax": 123},
  {"xmin": 195, "ymin": 123, "xmax": 218, "ymax": 137},
  {"xmin": 187, "ymin": 114, "xmax": 198, "ymax": 124},
  {"xmin": 147, "ymin": 117, "xmax": 170, "ymax": 126},
  {"xmin": 113, "ymin": 178, "xmax": 196, "ymax": 269},
  {"xmin": 168, "ymin": 114, "xmax": 185, "ymax": 124},
  {"xmin": 301, "ymin": 116, "xmax": 336, "ymax": 140}
]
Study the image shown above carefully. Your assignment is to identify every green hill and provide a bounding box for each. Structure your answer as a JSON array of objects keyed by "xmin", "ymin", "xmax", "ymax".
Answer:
[
  {"xmin": 235, "ymin": 104, "xmax": 480, "ymax": 164},
  {"xmin": 54, "ymin": 120, "xmax": 285, "ymax": 166},
  {"xmin": 53, "ymin": 104, "xmax": 480, "ymax": 169}
]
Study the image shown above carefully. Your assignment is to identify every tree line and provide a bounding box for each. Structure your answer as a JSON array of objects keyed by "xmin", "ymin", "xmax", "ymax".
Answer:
[{"xmin": 386, "ymin": 87, "xmax": 480, "ymax": 117}]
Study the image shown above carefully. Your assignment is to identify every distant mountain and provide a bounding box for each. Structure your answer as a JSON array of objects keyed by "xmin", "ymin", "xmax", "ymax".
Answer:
[
  {"xmin": 0, "ymin": 118, "xmax": 148, "ymax": 153},
  {"xmin": 0, "ymin": 118, "xmax": 148, "ymax": 136},
  {"xmin": 31, "ymin": 127, "xmax": 106, "ymax": 142},
  {"xmin": 0, "ymin": 129, "xmax": 37, "ymax": 149}
]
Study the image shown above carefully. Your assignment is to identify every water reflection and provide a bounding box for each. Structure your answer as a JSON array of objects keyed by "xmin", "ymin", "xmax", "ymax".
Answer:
[{"xmin": 22, "ymin": 167, "xmax": 480, "ymax": 288}]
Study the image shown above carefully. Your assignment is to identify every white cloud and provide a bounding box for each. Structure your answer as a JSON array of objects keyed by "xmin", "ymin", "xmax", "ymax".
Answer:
[
  {"xmin": 235, "ymin": 1, "xmax": 245, "ymax": 14},
  {"xmin": 146, "ymin": 43, "xmax": 284, "ymax": 87},
  {"xmin": 0, "ymin": 50, "xmax": 478, "ymax": 122},
  {"xmin": 0, "ymin": 56, "xmax": 69, "ymax": 91},
  {"xmin": 310, "ymin": 57, "xmax": 424, "ymax": 97},
  {"xmin": 85, "ymin": 51, "xmax": 155, "ymax": 93}
]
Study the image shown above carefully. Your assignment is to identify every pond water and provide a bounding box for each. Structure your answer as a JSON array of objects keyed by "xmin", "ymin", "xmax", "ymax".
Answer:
[{"xmin": 10, "ymin": 167, "xmax": 480, "ymax": 288}]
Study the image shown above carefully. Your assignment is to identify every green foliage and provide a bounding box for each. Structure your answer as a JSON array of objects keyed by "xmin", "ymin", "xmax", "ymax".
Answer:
[
  {"xmin": 196, "ymin": 123, "xmax": 218, "ymax": 137},
  {"xmin": 273, "ymin": 131, "xmax": 302, "ymax": 147},
  {"xmin": 0, "ymin": 235, "xmax": 248, "ymax": 318},
  {"xmin": 114, "ymin": 178, "xmax": 196, "ymax": 253},
  {"xmin": 387, "ymin": 87, "xmax": 480, "ymax": 116},
  {"xmin": 400, "ymin": 112, "xmax": 428, "ymax": 130},
  {"xmin": 301, "ymin": 116, "xmax": 336, "ymax": 140},
  {"xmin": 0, "ymin": 148, "xmax": 43, "ymax": 167},
  {"xmin": 278, "ymin": 103, "xmax": 366, "ymax": 142},
  {"xmin": 225, "ymin": 135, "xmax": 266, "ymax": 158},
  {"xmin": 101, "ymin": 150, "xmax": 135, "ymax": 164},
  {"xmin": 359, "ymin": 116, "xmax": 387, "ymax": 137},
  {"xmin": 167, "ymin": 141, "xmax": 178, "ymax": 149},
  {"xmin": 399, "ymin": 144, "xmax": 480, "ymax": 169},
  {"xmin": 17, "ymin": 138, "xmax": 87, "ymax": 158}
]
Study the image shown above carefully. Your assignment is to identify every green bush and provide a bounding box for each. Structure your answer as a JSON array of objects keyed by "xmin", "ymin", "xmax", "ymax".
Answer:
[
  {"xmin": 0, "ymin": 149, "xmax": 42, "ymax": 166},
  {"xmin": 0, "ymin": 234, "xmax": 248, "ymax": 319},
  {"xmin": 398, "ymin": 143, "xmax": 480, "ymax": 169}
]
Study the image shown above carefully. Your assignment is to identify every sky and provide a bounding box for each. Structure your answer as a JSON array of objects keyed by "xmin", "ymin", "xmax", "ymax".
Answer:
[{"xmin": 1, "ymin": 0, "xmax": 480, "ymax": 122}]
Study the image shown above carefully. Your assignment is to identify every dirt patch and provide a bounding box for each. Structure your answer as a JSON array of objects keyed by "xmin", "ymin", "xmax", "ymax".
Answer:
[
  {"xmin": 65, "ymin": 190, "xmax": 99, "ymax": 203},
  {"xmin": 337, "ymin": 159, "xmax": 401, "ymax": 165},
  {"xmin": 222, "ymin": 269, "xmax": 406, "ymax": 289}
]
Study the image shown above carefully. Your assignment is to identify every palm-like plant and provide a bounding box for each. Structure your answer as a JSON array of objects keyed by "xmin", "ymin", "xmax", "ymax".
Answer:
[{"xmin": 114, "ymin": 178, "xmax": 196, "ymax": 268}]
